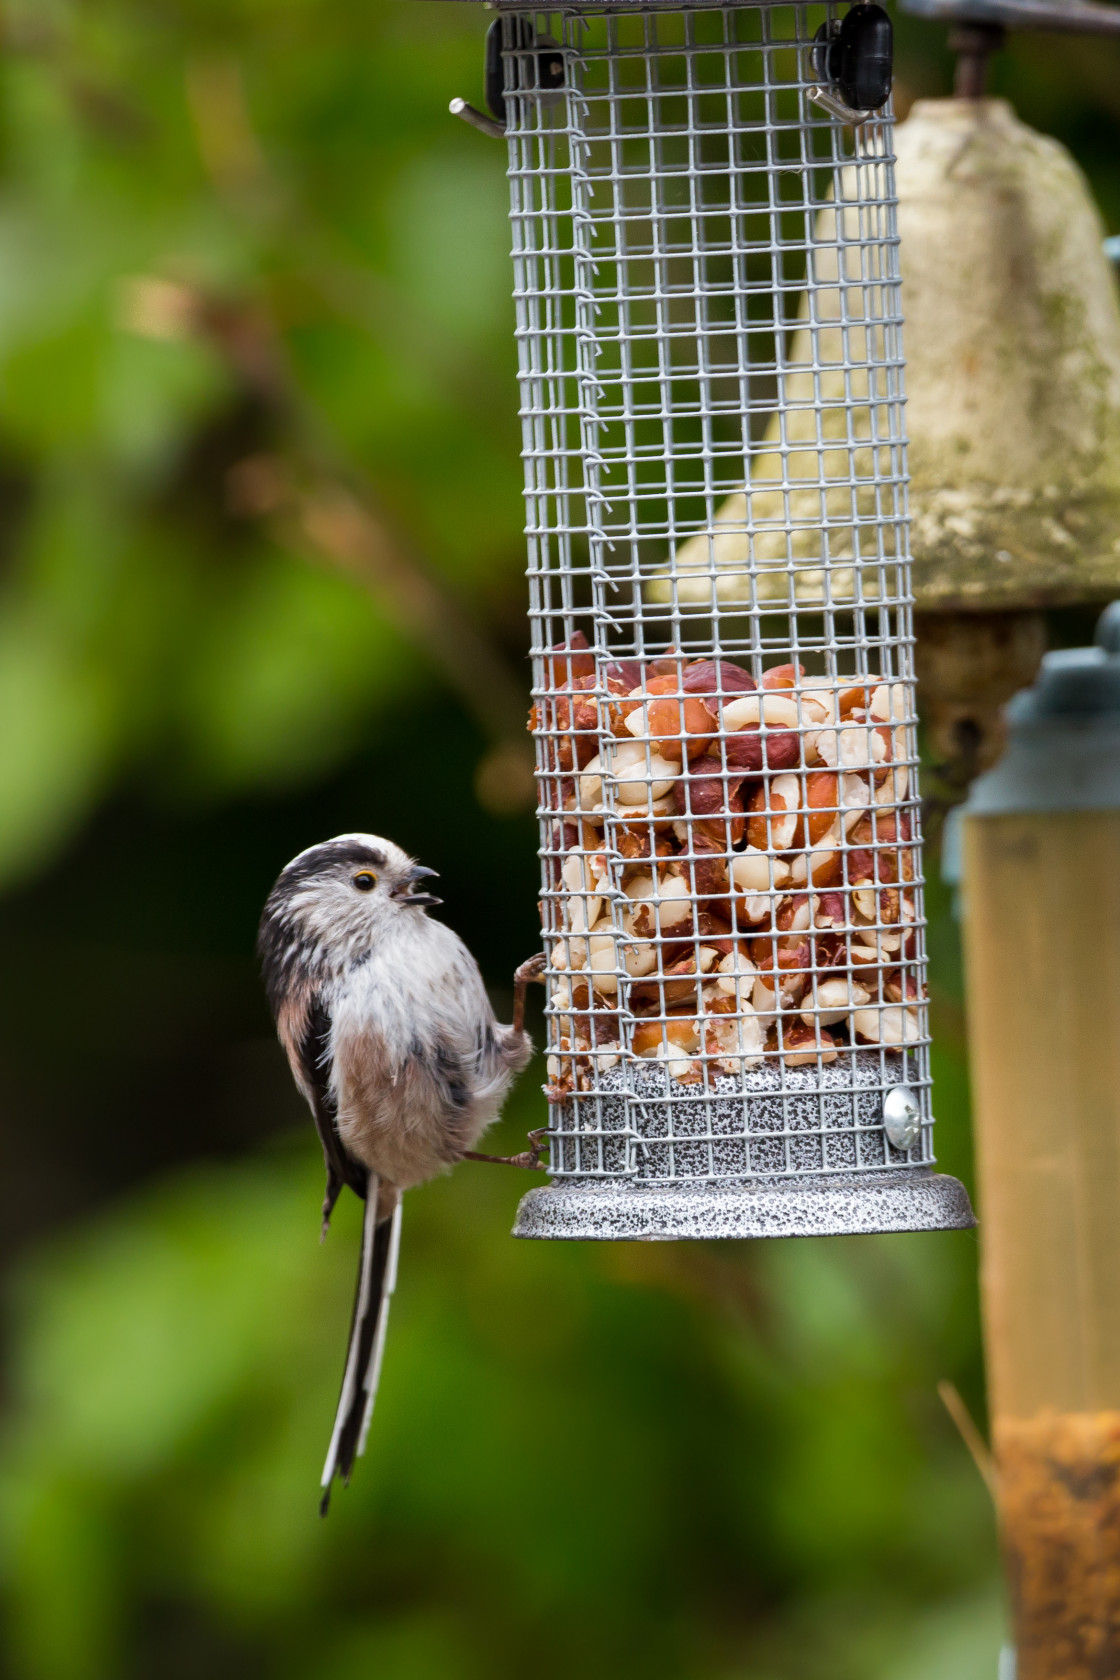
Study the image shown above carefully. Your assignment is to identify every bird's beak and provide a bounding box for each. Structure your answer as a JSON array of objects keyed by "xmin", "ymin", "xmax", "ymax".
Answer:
[{"xmin": 393, "ymin": 864, "xmax": 441, "ymax": 907}]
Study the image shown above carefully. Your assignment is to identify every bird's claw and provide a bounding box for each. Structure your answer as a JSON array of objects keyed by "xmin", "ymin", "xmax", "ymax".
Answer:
[
  {"xmin": 524, "ymin": 1127, "xmax": 550, "ymax": 1170},
  {"xmin": 462, "ymin": 1125, "xmax": 551, "ymax": 1172},
  {"xmin": 512, "ymin": 952, "xmax": 547, "ymax": 1035}
]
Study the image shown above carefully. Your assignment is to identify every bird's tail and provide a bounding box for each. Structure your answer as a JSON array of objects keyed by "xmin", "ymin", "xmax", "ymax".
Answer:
[{"xmin": 319, "ymin": 1171, "xmax": 401, "ymax": 1515}]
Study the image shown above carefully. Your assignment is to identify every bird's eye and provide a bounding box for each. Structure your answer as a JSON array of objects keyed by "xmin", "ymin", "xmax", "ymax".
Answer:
[{"xmin": 352, "ymin": 871, "xmax": 377, "ymax": 892}]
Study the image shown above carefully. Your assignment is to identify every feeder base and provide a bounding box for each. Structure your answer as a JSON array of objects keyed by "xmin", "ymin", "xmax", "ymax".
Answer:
[{"xmin": 512, "ymin": 1169, "xmax": 975, "ymax": 1242}]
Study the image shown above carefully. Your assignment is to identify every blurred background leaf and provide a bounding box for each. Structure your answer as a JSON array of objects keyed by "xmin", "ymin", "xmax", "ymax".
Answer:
[{"xmin": 0, "ymin": 0, "xmax": 1113, "ymax": 1674}]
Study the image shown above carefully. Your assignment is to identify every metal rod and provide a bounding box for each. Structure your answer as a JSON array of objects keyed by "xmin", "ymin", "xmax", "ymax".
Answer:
[
  {"xmin": 949, "ymin": 21, "xmax": 1006, "ymax": 96},
  {"xmin": 448, "ymin": 96, "xmax": 505, "ymax": 139},
  {"xmin": 807, "ymin": 83, "xmax": 873, "ymax": 124}
]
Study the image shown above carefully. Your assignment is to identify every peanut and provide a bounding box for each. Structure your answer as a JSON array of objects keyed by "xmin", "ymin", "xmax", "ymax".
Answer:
[
  {"xmin": 632, "ymin": 1016, "xmax": 700, "ymax": 1057},
  {"xmin": 723, "ymin": 693, "xmax": 801, "ymax": 731},
  {"xmin": 614, "ymin": 747, "xmax": 678, "ymax": 807},
  {"xmin": 544, "ymin": 632, "xmax": 595, "ymax": 686},
  {"xmin": 535, "ymin": 654, "xmax": 923, "ymax": 1083},
  {"xmin": 760, "ymin": 661, "xmax": 804, "ymax": 690},
  {"xmin": 746, "ymin": 772, "xmax": 799, "ymax": 851},
  {"xmin": 801, "ymin": 977, "xmax": 870, "ymax": 1025},
  {"xmin": 625, "ymin": 676, "xmax": 717, "ymax": 760},
  {"xmin": 731, "ymin": 848, "xmax": 790, "ymax": 894},
  {"xmin": 779, "ymin": 1019, "xmax": 838, "ymax": 1065},
  {"xmin": 852, "ymin": 1006, "xmax": 920, "ymax": 1046},
  {"xmin": 791, "ymin": 771, "xmax": 839, "ymax": 848},
  {"xmin": 681, "ymin": 658, "xmax": 756, "ymax": 699}
]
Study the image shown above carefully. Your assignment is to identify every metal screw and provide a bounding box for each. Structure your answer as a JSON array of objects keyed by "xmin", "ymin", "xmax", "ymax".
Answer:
[{"xmin": 883, "ymin": 1086, "xmax": 922, "ymax": 1151}]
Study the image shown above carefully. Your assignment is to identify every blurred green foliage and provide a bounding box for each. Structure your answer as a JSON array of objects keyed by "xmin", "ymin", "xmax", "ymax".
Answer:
[
  {"xmin": 0, "ymin": 0, "xmax": 1114, "ymax": 1674},
  {"xmin": 0, "ymin": 0, "xmax": 530, "ymax": 885},
  {"xmin": 0, "ymin": 1114, "xmax": 997, "ymax": 1680}
]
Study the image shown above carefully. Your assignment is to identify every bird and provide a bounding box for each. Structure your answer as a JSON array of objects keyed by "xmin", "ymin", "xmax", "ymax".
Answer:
[{"xmin": 257, "ymin": 833, "xmax": 543, "ymax": 1513}]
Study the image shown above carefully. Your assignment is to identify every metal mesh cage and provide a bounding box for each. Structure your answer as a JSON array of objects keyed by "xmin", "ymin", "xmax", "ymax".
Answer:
[{"xmin": 502, "ymin": 2, "xmax": 974, "ymax": 1239}]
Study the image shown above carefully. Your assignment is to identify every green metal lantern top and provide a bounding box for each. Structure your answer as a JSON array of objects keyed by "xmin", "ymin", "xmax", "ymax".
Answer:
[{"xmin": 965, "ymin": 603, "xmax": 1120, "ymax": 813}]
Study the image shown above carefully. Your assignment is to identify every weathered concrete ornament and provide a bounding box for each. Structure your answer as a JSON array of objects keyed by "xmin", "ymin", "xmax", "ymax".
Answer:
[
  {"xmin": 897, "ymin": 97, "xmax": 1120, "ymax": 614},
  {"xmin": 667, "ymin": 93, "xmax": 1120, "ymax": 620}
]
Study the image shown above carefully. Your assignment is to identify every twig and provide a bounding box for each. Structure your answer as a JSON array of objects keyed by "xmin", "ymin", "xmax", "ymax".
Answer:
[
  {"xmin": 296, "ymin": 484, "xmax": 529, "ymax": 746},
  {"xmin": 938, "ymin": 1379, "xmax": 1000, "ymax": 1505}
]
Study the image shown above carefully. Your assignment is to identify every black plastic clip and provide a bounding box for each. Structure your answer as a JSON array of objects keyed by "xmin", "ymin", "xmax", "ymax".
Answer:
[
  {"xmin": 451, "ymin": 18, "xmax": 565, "ymax": 141},
  {"xmin": 809, "ymin": 4, "xmax": 894, "ymax": 123}
]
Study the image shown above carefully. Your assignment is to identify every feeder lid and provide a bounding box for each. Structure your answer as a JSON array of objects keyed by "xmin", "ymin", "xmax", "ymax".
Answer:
[{"xmin": 966, "ymin": 602, "xmax": 1120, "ymax": 813}]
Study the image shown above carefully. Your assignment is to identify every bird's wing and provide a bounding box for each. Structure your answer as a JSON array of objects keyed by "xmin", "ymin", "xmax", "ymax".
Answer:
[
  {"xmin": 410, "ymin": 945, "xmax": 527, "ymax": 1145},
  {"xmin": 320, "ymin": 1171, "xmax": 402, "ymax": 1515},
  {"xmin": 281, "ymin": 990, "xmax": 366, "ymax": 1232}
]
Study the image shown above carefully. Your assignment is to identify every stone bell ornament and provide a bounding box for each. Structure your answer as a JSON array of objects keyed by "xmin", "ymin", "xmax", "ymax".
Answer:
[
  {"xmin": 666, "ymin": 0, "xmax": 1120, "ymax": 788},
  {"xmin": 899, "ymin": 0, "xmax": 1120, "ymax": 791},
  {"xmin": 896, "ymin": 0, "xmax": 1120, "ymax": 618},
  {"xmin": 898, "ymin": 97, "xmax": 1120, "ymax": 617},
  {"xmin": 445, "ymin": 1, "xmax": 975, "ymax": 1241}
]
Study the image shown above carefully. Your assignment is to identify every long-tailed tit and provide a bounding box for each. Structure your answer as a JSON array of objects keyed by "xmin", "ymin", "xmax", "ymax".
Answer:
[{"xmin": 258, "ymin": 834, "xmax": 543, "ymax": 1512}]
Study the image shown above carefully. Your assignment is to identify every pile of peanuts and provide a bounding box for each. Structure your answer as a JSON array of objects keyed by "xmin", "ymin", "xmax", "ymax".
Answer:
[{"xmin": 530, "ymin": 634, "xmax": 924, "ymax": 1090}]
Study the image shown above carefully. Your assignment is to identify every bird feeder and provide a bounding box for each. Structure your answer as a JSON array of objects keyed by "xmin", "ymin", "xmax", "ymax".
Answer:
[
  {"xmin": 959, "ymin": 601, "xmax": 1120, "ymax": 1680},
  {"xmin": 448, "ymin": 1, "xmax": 973, "ymax": 1240}
]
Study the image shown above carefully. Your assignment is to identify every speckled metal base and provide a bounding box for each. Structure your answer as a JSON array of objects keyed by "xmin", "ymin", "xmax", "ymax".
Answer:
[
  {"xmin": 548, "ymin": 1054, "xmax": 930, "ymax": 1180},
  {"xmin": 512, "ymin": 1169, "xmax": 976, "ymax": 1241}
]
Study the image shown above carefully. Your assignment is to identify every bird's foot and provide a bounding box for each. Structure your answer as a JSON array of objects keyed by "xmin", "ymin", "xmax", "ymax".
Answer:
[
  {"xmin": 462, "ymin": 1127, "xmax": 550, "ymax": 1172},
  {"xmin": 525, "ymin": 1126, "xmax": 549, "ymax": 1169},
  {"xmin": 512, "ymin": 952, "xmax": 547, "ymax": 1034}
]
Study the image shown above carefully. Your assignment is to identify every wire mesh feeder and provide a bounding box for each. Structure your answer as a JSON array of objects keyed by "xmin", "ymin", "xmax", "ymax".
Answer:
[{"xmin": 500, "ymin": 1, "xmax": 974, "ymax": 1240}]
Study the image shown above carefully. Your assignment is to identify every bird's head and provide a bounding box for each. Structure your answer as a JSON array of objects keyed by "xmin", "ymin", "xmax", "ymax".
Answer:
[{"xmin": 257, "ymin": 834, "xmax": 441, "ymax": 1006}]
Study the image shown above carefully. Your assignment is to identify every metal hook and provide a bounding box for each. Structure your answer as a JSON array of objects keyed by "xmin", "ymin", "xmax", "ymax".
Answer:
[
  {"xmin": 807, "ymin": 83, "xmax": 874, "ymax": 125},
  {"xmin": 450, "ymin": 19, "xmax": 566, "ymax": 146},
  {"xmin": 449, "ymin": 97, "xmax": 506, "ymax": 140}
]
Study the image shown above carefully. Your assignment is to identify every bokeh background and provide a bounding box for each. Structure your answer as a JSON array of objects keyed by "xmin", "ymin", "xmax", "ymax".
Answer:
[{"xmin": 0, "ymin": 2, "xmax": 1114, "ymax": 1675}]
